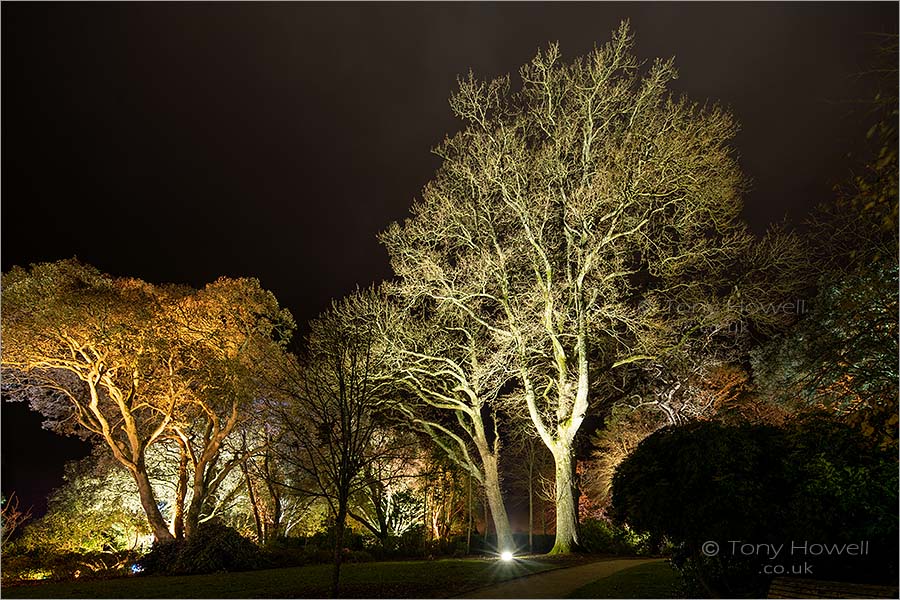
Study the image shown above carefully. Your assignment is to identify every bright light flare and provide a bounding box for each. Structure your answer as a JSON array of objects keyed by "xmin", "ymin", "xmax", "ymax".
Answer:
[{"xmin": 500, "ymin": 551, "xmax": 514, "ymax": 562}]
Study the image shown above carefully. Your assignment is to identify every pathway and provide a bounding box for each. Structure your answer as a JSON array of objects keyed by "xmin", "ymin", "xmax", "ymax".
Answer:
[{"xmin": 457, "ymin": 557, "xmax": 665, "ymax": 599}]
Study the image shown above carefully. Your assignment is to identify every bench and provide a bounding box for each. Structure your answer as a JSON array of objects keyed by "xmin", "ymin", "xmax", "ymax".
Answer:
[{"xmin": 767, "ymin": 576, "xmax": 899, "ymax": 599}]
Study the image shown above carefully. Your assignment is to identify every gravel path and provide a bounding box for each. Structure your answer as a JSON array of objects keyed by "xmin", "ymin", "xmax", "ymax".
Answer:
[{"xmin": 457, "ymin": 557, "xmax": 665, "ymax": 599}]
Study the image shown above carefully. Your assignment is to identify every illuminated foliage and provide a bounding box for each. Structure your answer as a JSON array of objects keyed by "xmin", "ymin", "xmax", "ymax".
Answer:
[
  {"xmin": 15, "ymin": 453, "xmax": 151, "ymax": 554},
  {"xmin": 1, "ymin": 259, "xmax": 294, "ymax": 542}
]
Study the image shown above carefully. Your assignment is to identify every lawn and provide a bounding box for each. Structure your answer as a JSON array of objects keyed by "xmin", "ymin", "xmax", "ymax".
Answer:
[
  {"xmin": 3, "ymin": 555, "xmax": 592, "ymax": 599},
  {"xmin": 566, "ymin": 560, "xmax": 681, "ymax": 599}
]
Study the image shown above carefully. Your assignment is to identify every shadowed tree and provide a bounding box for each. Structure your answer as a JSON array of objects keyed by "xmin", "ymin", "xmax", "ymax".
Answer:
[
  {"xmin": 752, "ymin": 45, "xmax": 899, "ymax": 448},
  {"xmin": 265, "ymin": 299, "xmax": 393, "ymax": 597}
]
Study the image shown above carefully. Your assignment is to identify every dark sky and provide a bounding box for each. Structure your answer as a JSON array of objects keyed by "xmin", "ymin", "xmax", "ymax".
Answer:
[{"xmin": 2, "ymin": 2, "xmax": 897, "ymax": 516}]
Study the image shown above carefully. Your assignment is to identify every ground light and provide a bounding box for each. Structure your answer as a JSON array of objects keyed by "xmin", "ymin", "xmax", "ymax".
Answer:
[{"xmin": 500, "ymin": 551, "xmax": 514, "ymax": 562}]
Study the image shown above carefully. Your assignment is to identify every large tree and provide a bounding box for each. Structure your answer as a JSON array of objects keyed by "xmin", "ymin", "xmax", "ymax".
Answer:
[
  {"xmin": 380, "ymin": 22, "xmax": 784, "ymax": 552},
  {"xmin": 354, "ymin": 287, "xmax": 517, "ymax": 553},
  {"xmin": 2, "ymin": 260, "xmax": 188, "ymax": 542},
  {"xmin": 167, "ymin": 277, "xmax": 294, "ymax": 538},
  {"xmin": 1, "ymin": 260, "xmax": 294, "ymax": 542},
  {"xmin": 752, "ymin": 44, "xmax": 898, "ymax": 447}
]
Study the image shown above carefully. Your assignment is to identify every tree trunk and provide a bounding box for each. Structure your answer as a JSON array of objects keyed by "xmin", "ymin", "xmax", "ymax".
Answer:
[
  {"xmin": 243, "ymin": 462, "xmax": 264, "ymax": 544},
  {"xmin": 548, "ymin": 446, "xmax": 579, "ymax": 554},
  {"xmin": 173, "ymin": 447, "xmax": 189, "ymax": 540},
  {"xmin": 481, "ymin": 454, "xmax": 514, "ymax": 553},
  {"xmin": 331, "ymin": 502, "xmax": 347, "ymax": 599},
  {"xmin": 184, "ymin": 478, "xmax": 206, "ymax": 538},
  {"xmin": 482, "ymin": 494, "xmax": 489, "ymax": 546},
  {"xmin": 264, "ymin": 451, "xmax": 283, "ymax": 540},
  {"xmin": 528, "ymin": 456, "xmax": 534, "ymax": 554},
  {"xmin": 466, "ymin": 474, "xmax": 472, "ymax": 555},
  {"xmin": 133, "ymin": 467, "xmax": 175, "ymax": 543}
]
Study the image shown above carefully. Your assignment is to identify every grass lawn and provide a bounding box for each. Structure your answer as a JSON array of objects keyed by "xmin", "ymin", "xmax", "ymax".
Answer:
[
  {"xmin": 3, "ymin": 555, "xmax": 593, "ymax": 599},
  {"xmin": 566, "ymin": 560, "xmax": 681, "ymax": 599}
]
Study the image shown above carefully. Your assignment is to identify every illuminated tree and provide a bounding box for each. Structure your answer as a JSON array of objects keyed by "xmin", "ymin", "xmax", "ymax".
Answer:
[
  {"xmin": 1, "ymin": 260, "xmax": 294, "ymax": 543},
  {"xmin": 380, "ymin": 22, "xmax": 797, "ymax": 552},
  {"xmin": 347, "ymin": 430, "xmax": 425, "ymax": 547},
  {"xmin": 166, "ymin": 277, "xmax": 294, "ymax": 538},
  {"xmin": 351, "ymin": 287, "xmax": 516, "ymax": 553},
  {"xmin": 15, "ymin": 451, "xmax": 151, "ymax": 554},
  {"xmin": 2, "ymin": 260, "xmax": 188, "ymax": 542}
]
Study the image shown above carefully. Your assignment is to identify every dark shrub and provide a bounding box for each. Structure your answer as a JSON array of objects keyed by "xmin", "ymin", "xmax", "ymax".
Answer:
[
  {"xmin": 139, "ymin": 521, "xmax": 266, "ymax": 575},
  {"xmin": 612, "ymin": 416, "xmax": 898, "ymax": 597},
  {"xmin": 395, "ymin": 525, "xmax": 426, "ymax": 557},
  {"xmin": 345, "ymin": 549, "xmax": 373, "ymax": 563}
]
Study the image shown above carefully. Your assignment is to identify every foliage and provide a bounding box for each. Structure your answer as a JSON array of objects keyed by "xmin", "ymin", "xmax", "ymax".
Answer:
[
  {"xmin": 15, "ymin": 456, "xmax": 150, "ymax": 554},
  {"xmin": 577, "ymin": 518, "xmax": 652, "ymax": 556},
  {"xmin": 139, "ymin": 521, "xmax": 265, "ymax": 575},
  {"xmin": 1, "ymin": 549, "xmax": 141, "ymax": 583},
  {"xmin": 751, "ymin": 261, "xmax": 899, "ymax": 448},
  {"xmin": 1, "ymin": 259, "xmax": 294, "ymax": 542},
  {"xmin": 752, "ymin": 38, "xmax": 898, "ymax": 452},
  {"xmin": 611, "ymin": 421, "xmax": 788, "ymax": 548}
]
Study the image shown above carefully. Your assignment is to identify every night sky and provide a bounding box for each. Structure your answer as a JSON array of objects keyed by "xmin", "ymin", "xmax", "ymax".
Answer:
[{"xmin": 2, "ymin": 2, "xmax": 897, "ymax": 517}]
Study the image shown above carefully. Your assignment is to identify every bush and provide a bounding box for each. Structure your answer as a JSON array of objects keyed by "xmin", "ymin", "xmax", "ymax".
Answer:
[
  {"xmin": 579, "ymin": 518, "xmax": 653, "ymax": 556},
  {"xmin": 139, "ymin": 521, "xmax": 266, "ymax": 575},
  {"xmin": 395, "ymin": 525, "xmax": 426, "ymax": 557},
  {"xmin": 612, "ymin": 416, "xmax": 898, "ymax": 597},
  {"xmin": 1, "ymin": 549, "xmax": 140, "ymax": 582}
]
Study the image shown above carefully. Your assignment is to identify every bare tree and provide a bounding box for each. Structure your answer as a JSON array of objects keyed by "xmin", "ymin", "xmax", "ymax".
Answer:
[
  {"xmin": 1, "ymin": 493, "xmax": 32, "ymax": 548},
  {"xmin": 265, "ymin": 300, "xmax": 393, "ymax": 597},
  {"xmin": 352, "ymin": 287, "xmax": 517, "ymax": 553},
  {"xmin": 380, "ymin": 22, "xmax": 801, "ymax": 552}
]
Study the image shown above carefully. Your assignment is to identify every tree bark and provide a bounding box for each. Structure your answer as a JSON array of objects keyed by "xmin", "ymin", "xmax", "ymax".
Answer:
[
  {"xmin": 184, "ymin": 474, "xmax": 206, "ymax": 538},
  {"xmin": 528, "ymin": 454, "xmax": 534, "ymax": 554},
  {"xmin": 548, "ymin": 446, "xmax": 579, "ymax": 554},
  {"xmin": 173, "ymin": 445, "xmax": 189, "ymax": 540},
  {"xmin": 132, "ymin": 467, "xmax": 175, "ymax": 543},
  {"xmin": 331, "ymin": 501, "xmax": 348, "ymax": 599},
  {"xmin": 466, "ymin": 474, "xmax": 472, "ymax": 555},
  {"xmin": 243, "ymin": 462, "xmax": 264, "ymax": 544},
  {"xmin": 480, "ymin": 453, "xmax": 514, "ymax": 553},
  {"xmin": 263, "ymin": 450, "xmax": 283, "ymax": 540}
]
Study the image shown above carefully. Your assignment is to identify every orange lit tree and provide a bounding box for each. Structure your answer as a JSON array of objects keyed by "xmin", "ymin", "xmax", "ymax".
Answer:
[{"xmin": 1, "ymin": 259, "xmax": 293, "ymax": 542}]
